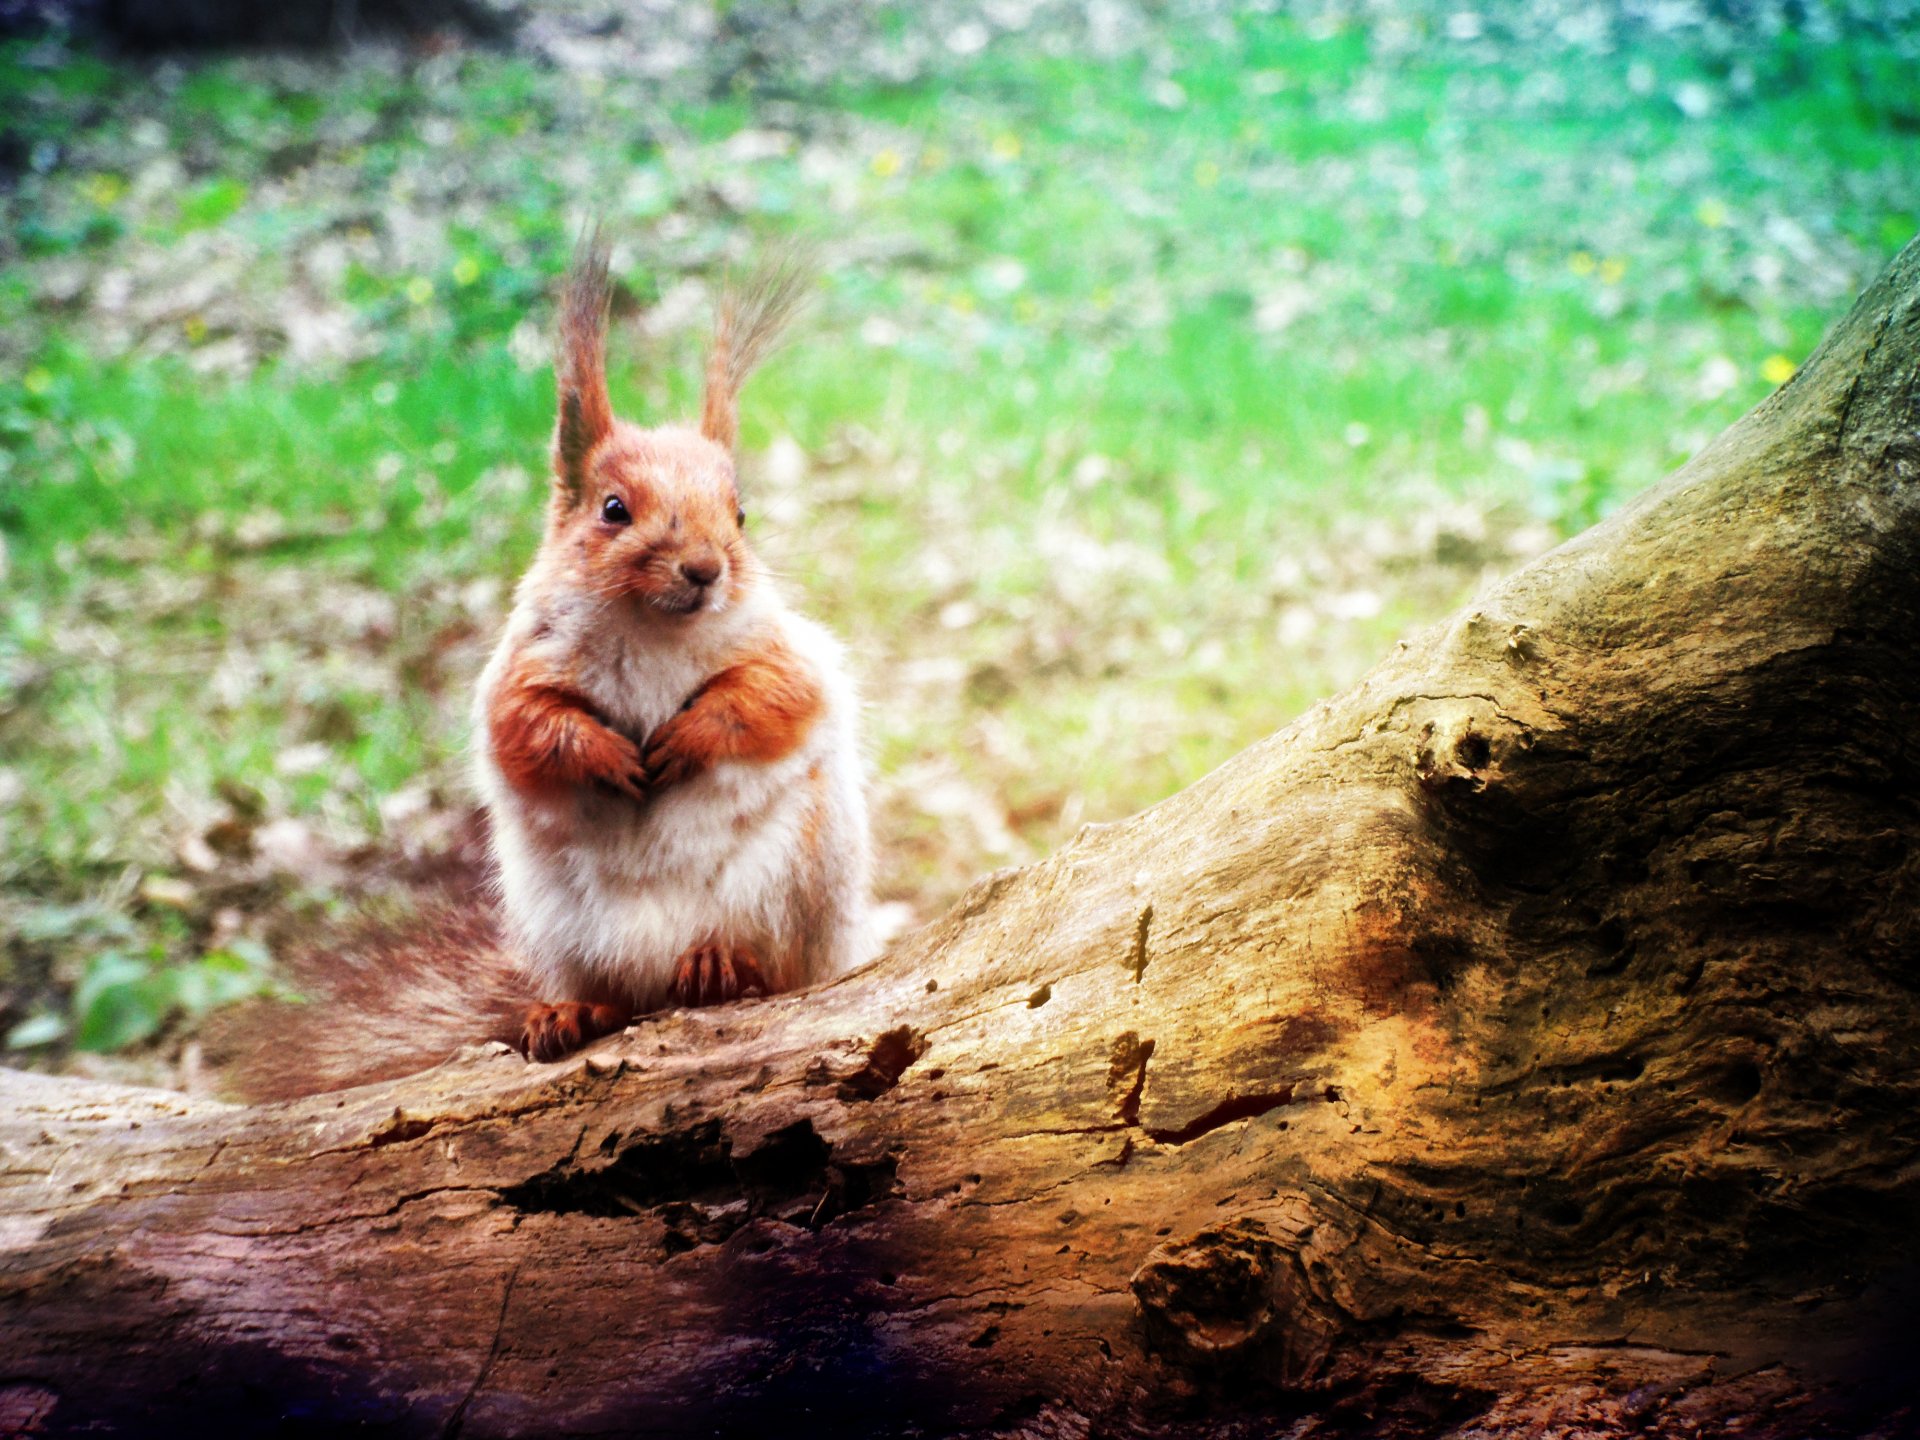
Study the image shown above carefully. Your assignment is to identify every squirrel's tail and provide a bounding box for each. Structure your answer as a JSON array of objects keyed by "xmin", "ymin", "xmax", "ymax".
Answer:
[{"xmin": 217, "ymin": 900, "xmax": 531, "ymax": 1102}]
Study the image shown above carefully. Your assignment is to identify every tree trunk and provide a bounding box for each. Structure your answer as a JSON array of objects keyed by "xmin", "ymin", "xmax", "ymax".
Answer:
[{"xmin": 6, "ymin": 238, "xmax": 1920, "ymax": 1440}]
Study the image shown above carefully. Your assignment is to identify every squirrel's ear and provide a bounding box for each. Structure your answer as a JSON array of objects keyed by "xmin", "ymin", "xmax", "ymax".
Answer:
[
  {"xmin": 699, "ymin": 249, "xmax": 812, "ymax": 453},
  {"xmin": 553, "ymin": 227, "xmax": 614, "ymax": 502}
]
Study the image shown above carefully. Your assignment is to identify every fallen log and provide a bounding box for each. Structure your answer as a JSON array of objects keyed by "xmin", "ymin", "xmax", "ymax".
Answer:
[{"xmin": 4, "ymin": 236, "xmax": 1919, "ymax": 1439}]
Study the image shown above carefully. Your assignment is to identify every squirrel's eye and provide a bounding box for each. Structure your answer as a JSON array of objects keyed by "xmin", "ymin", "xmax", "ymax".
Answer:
[
  {"xmin": 601, "ymin": 496, "xmax": 631, "ymax": 526},
  {"xmin": 735, "ymin": 506, "xmax": 746, "ymax": 529}
]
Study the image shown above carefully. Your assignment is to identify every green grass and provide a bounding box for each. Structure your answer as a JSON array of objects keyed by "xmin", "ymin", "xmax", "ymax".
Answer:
[{"xmin": 2, "ymin": 8, "xmax": 1916, "ymax": 1071}]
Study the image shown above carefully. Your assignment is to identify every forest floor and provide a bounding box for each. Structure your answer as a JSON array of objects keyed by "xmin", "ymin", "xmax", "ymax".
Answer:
[{"xmin": 1, "ymin": 0, "xmax": 1915, "ymax": 1082}]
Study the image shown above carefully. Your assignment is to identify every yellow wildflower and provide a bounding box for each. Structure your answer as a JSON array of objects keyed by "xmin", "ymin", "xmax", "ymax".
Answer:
[
  {"xmin": 1760, "ymin": 354, "xmax": 1797, "ymax": 386},
  {"xmin": 82, "ymin": 173, "xmax": 125, "ymax": 208},
  {"xmin": 1568, "ymin": 250, "xmax": 1596, "ymax": 276},
  {"xmin": 870, "ymin": 148, "xmax": 903, "ymax": 178}
]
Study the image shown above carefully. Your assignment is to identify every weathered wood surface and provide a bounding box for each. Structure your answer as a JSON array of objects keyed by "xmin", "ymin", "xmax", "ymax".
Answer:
[{"xmin": 5, "ymin": 238, "xmax": 1920, "ymax": 1439}]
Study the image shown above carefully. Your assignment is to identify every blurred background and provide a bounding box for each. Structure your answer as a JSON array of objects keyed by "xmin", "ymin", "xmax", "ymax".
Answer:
[{"xmin": 1, "ymin": 0, "xmax": 1915, "ymax": 1086}]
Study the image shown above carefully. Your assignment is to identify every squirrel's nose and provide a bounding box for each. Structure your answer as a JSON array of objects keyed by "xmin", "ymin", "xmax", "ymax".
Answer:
[{"xmin": 680, "ymin": 556, "xmax": 723, "ymax": 588}]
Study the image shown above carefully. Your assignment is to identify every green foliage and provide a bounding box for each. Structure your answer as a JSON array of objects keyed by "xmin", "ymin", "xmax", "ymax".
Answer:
[
  {"xmin": 64, "ymin": 941, "xmax": 281, "ymax": 1053},
  {"xmin": 175, "ymin": 177, "xmax": 250, "ymax": 234}
]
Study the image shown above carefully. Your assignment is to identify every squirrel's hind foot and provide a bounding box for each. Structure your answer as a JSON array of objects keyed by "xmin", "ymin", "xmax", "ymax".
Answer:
[
  {"xmin": 522, "ymin": 1000, "xmax": 630, "ymax": 1062},
  {"xmin": 670, "ymin": 939, "xmax": 769, "ymax": 1008}
]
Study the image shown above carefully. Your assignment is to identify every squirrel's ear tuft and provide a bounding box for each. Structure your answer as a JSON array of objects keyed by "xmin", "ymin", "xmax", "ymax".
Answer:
[
  {"xmin": 700, "ymin": 248, "xmax": 813, "ymax": 452},
  {"xmin": 553, "ymin": 226, "xmax": 615, "ymax": 501}
]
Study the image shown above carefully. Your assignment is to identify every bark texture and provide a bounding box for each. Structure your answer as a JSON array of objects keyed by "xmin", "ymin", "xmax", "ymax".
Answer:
[{"xmin": 5, "ymin": 239, "xmax": 1920, "ymax": 1439}]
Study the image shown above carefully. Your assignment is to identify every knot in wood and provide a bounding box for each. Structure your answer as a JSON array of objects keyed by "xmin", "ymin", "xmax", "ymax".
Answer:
[
  {"xmin": 1414, "ymin": 705, "xmax": 1517, "ymax": 796},
  {"xmin": 1130, "ymin": 1217, "xmax": 1339, "ymax": 1386}
]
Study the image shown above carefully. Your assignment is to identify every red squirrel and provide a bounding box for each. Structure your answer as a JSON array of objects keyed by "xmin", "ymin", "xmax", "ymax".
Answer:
[
  {"xmin": 233, "ymin": 236, "xmax": 872, "ymax": 1096},
  {"xmin": 474, "ymin": 235, "xmax": 872, "ymax": 1062}
]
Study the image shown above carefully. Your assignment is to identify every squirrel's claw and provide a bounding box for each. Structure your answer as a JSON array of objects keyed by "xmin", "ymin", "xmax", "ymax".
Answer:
[
  {"xmin": 522, "ymin": 1000, "xmax": 629, "ymax": 1062},
  {"xmin": 598, "ymin": 770, "xmax": 650, "ymax": 804},
  {"xmin": 640, "ymin": 739, "xmax": 696, "ymax": 791},
  {"xmin": 669, "ymin": 940, "xmax": 768, "ymax": 1008},
  {"xmin": 579, "ymin": 728, "xmax": 651, "ymax": 805}
]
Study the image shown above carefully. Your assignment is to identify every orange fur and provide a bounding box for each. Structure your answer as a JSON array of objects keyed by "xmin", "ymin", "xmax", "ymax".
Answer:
[
  {"xmin": 537, "ymin": 425, "xmax": 752, "ymax": 615},
  {"xmin": 668, "ymin": 938, "xmax": 769, "ymax": 1007},
  {"xmin": 640, "ymin": 637, "xmax": 825, "ymax": 791},
  {"xmin": 486, "ymin": 655, "xmax": 646, "ymax": 800},
  {"xmin": 522, "ymin": 999, "xmax": 630, "ymax": 1062},
  {"xmin": 218, "ymin": 892, "xmax": 533, "ymax": 1101}
]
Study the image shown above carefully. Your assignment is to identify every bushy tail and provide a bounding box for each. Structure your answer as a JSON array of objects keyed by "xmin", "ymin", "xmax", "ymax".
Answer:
[{"xmin": 217, "ymin": 901, "xmax": 532, "ymax": 1102}]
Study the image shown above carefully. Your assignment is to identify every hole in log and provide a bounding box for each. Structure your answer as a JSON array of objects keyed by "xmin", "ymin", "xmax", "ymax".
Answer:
[
  {"xmin": 499, "ymin": 1119, "xmax": 898, "ymax": 1246},
  {"xmin": 1542, "ymin": 1199, "xmax": 1583, "ymax": 1227},
  {"xmin": 1529, "ymin": 1185, "xmax": 1586, "ymax": 1229},
  {"xmin": 1586, "ymin": 916, "xmax": 1636, "ymax": 977},
  {"xmin": 838, "ymin": 1025, "xmax": 929, "ymax": 1101},
  {"xmin": 1029, "ymin": 983, "xmax": 1053, "ymax": 1008},
  {"xmin": 1712, "ymin": 1058, "xmax": 1764, "ymax": 1104}
]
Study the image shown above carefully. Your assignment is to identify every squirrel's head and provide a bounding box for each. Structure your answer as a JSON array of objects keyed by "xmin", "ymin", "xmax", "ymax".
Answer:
[{"xmin": 543, "ymin": 231, "xmax": 807, "ymax": 621}]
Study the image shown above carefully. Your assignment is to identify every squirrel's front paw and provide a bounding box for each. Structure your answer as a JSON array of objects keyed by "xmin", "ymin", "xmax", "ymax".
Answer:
[
  {"xmin": 669, "ymin": 940, "xmax": 768, "ymax": 1008},
  {"xmin": 522, "ymin": 1000, "xmax": 629, "ymax": 1062},
  {"xmin": 640, "ymin": 709, "xmax": 719, "ymax": 792},
  {"xmin": 582, "ymin": 727, "xmax": 650, "ymax": 804}
]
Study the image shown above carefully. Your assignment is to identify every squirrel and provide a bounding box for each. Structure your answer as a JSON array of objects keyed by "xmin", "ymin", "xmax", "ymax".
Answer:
[
  {"xmin": 476, "ymin": 234, "xmax": 872, "ymax": 1062},
  {"xmin": 230, "ymin": 235, "xmax": 872, "ymax": 1097}
]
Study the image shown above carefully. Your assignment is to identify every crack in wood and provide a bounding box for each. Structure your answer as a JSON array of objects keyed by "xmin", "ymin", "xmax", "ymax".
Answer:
[
  {"xmin": 1143, "ymin": 1087, "xmax": 1301, "ymax": 1146},
  {"xmin": 1107, "ymin": 1033, "xmax": 1155, "ymax": 1125},
  {"xmin": 443, "ymin": 1261, "xmax": 519, "ymax": 1439},
  {"xmin": 1129, "ymin": 903, "xmax": 1154, "ymax": 984}
]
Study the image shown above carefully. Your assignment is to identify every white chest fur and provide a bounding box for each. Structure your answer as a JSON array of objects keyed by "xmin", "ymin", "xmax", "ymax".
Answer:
[{"xmin": 473, "ymin": 585, "xmax": 871, "ymax": 1009}]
